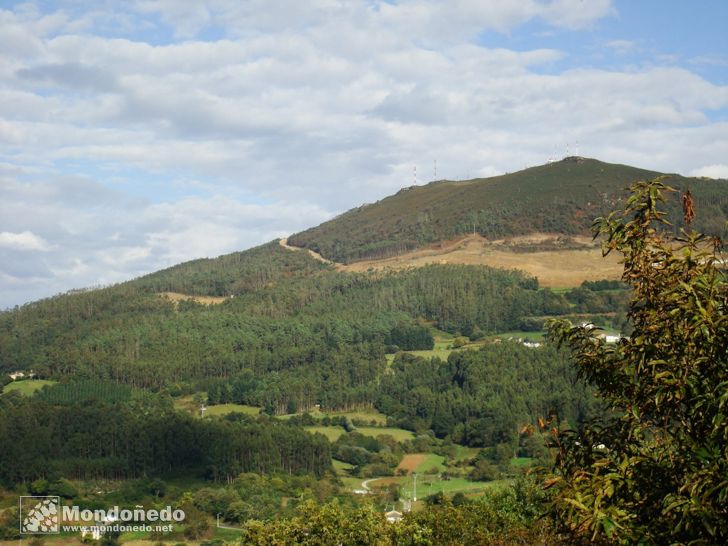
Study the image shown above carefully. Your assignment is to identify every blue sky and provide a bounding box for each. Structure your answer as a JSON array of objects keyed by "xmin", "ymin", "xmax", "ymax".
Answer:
[{"xmin": 1, "ymin": 0, "xmax": 727, "ymax": 307}]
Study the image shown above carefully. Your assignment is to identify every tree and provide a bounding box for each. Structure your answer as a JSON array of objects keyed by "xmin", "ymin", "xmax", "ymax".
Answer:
[{"xmin": 546, "ymin": 178, "xmax": 728, "ymax": 544}]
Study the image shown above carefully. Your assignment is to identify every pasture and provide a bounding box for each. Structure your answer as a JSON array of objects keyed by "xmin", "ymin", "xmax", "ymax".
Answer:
[
  {"xmin": 371, "ymin": 475, "xmax": 506, "ymax": 499},
  {"xmin": 2, "ymin": 379, "xmax": 56, "ymax": 396},
  {"xmin": 305, "ymin": 425, "xmax": 415, "ymax": 443},
  {"xmin": 280, "ymin": 407, "xmax": 388, "ymax": 425},
  {"xmin": 203, "ymin": 403, "xmax": 260, "ymax": 418},
  {"xmin": 397, "ymin": 453, "xmax": 447, "ymax": 474}
]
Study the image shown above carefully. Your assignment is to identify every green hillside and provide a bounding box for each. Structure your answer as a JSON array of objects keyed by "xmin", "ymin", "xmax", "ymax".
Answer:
[{"xmin": 289, "ymin": 157, "xmax": 728, "ymax": 262}]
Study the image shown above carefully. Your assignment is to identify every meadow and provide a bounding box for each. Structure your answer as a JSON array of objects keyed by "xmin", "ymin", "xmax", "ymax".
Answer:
[{"xmin": 2, "ymin": 379, "xmax": 57, "ymax": 396}]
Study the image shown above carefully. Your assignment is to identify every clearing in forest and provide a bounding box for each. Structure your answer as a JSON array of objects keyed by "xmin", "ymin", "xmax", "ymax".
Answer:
[
  {"xmin": 280, "ymin": 233, "xmax": 622, "ymax": 288},
  {"xmin": 159, "ymin": 291, "xmax": 229, "ymax": 305},
  {"xmin": 339, "ymin": 234, "xmax": 622, "ymax": 287}
]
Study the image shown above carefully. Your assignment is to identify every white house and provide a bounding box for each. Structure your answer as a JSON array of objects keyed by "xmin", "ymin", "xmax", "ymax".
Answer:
[{"xmin": 385, "ymin": 510, "xmax": 403, "ymax": 523}]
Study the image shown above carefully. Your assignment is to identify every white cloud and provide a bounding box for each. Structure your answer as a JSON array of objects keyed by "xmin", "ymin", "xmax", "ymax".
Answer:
[
  {"xmin": 690, "ymin": 164, "xmax": 728, "ymax": 179},
  {"xmin": 0, "ymin": 231, "xmax": 50, "ymax": 251},
  {"xmin": 605, "ymin": 39, "xmax": 636, "ymax": 54},
  {"xmin": 2, "ymin": 0, "xmax": 728, "ymax": 307},
  {"xmin": 540, "ymin": 0, "xmax": 615, "ymax": 29}
]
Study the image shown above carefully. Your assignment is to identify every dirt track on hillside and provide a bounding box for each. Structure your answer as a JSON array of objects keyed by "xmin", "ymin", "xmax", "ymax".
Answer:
[
  {"xmin": 279, "ymin": 234, "xmax": 623, "ymax": 288},
  {"xmin": 279, "ymin": 238, "xmax": 334, "ymax": 264}
]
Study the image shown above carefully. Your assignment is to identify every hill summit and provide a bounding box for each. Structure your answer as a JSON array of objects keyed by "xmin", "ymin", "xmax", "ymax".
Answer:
[{"xmin": 289, "ymin": 157, "xmax": 728, "ymax": 263}]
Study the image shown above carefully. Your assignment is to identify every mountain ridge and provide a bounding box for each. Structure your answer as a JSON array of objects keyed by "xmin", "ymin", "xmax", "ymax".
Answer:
[{"xmin": 289, "ymin": 157, "xmax": 728, "ymax": 264}]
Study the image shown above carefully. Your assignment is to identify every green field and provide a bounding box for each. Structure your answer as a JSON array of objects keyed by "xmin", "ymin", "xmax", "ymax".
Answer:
[
  {"xmin": 305, "ymin": 425, "xmax": 415, "ymax": 443},
  {"xmin": 204, "ymin": 403, "xmax": 260, "ymax": 418},
  {"xmin": 356, "ymin": 426, "xmax": 415, "ymax": 442},
  {"xmin": 280, "ymin": 407, "xmax": 388, "ymax": 425},
  {"xmin": 340, "ymin": 476, "xmax": 365, "ymax": 491},
  {"xmin": 413, "ymin": 453, "xmax": 447, "ymax": 474},
  {"xmin": 172, "ymin": 395, "xmax": 261, "ymax": 418},
  {"xmin": 2, "ymin": 379, "xmax": 56, "ymax": 396},
  {"xmin": 452, "ymin": 445, "xmax": 480, "ymax": 462},
  {"xmin": 371, "ymin": 475, "xmax": 507, "ymax": 499},
  {"xmin": 332, "ymin": 459, "xmax": 355, "ymax": 473},
  {"xmin": 487, "ymin": 331, "xmax": 546, "ymax": 341},
  {"xmin": 305, "ymin": 425, "xmax": 346, "ymax": 441},
  {"xmin": 386, "ymin": 340, "xmax": 486, "ymax": 365},
  {"xmin": 510, "ymin": 457, "xmax": 534, "ymax": 468},
  {"xmin": 327, "ymin": 409, "xmax": 388, "ymax": 425},
  {"xmin": 398, "ymin": 453, "xmax": 447, "ymax": 474}
]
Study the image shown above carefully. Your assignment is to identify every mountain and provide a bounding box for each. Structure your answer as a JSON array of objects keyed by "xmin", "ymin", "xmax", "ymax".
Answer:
[
  {"xmin": 2, "ymin": 157, "xmax": 725, "ymax": 394},
  {"xmin": 1, "ymin": 157, "xmax": 718, "ymax": 530},
  {"xmin": 289, "ymin": 157, "xmax": 728, "ymax": 263}
]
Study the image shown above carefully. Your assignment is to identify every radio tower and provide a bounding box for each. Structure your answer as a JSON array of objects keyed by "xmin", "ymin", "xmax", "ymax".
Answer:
[
  {"xmin": 433, "ymin": 159, "xmax": 437, "ymax": 180},
  {"xmin": 414, "ymin": 165, "xmax": 417, "ymax": 185}
]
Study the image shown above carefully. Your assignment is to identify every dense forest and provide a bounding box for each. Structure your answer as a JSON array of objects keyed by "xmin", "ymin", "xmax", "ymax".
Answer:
[
  {"xmin": 0, "ymin": 241, "xmax": 626, "ymax": 416},
  {"xmin": 378, "ymin": 344, "xmax": 599, "ymax": 447},
  {"xmin": 289, "ymin": 158, "xmax": 728, "ymax": 262},
  {"xmin": 0, "ymin": 384, "xmax": 331, "ymax": 485}
]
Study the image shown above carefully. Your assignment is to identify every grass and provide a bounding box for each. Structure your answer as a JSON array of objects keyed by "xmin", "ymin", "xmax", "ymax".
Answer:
[
  {"xmin": 332, "ymin": 459, "xmax": 355, "ymax": 473},
  {"xmin": 356, "ymin": 426, "xmax": 415, "ymax": 442},
  {"xmin": 386, "ymin": 340, "xmax": 486, "ymax": 365},
  {"xmin": 340, "ymin": 476, "xmax": 365, "ymax": 491},
  {"xmin": 452, "ymin": 445, "xmax": 480, "ymax": 462},
  {"xmin": 204, "ymin": 403, "xmax": 260, "ymax": 418},
  {"xmin": 398, "ymin": 453, "xmax": 446, "ymax": 474},
  {"xmin": 173, "ymin": 394, "xmax": 202, "ymax": 414},
  {"xmin": 172, "ymin": 395, "xmax": 260, "ymax": 418},
  {"xmin": 487, "ymin": 330, "xmax": 546, "ymax": 342},
  {"xmin": 280, "ymin": 407, "xmax": 388, "ymax": 425},
  {"xmin": 305, "ymin": 425, "xmax": 415, "ymax": 443},
  {"xmin": 2, "ymin": 379, "xmax": 57, "ymax": 396},
  {"xmin": 372, "ymin": 475, "xmax": 508, "ymax": 499},
  {"xmin": 510, "ymin": 457, "xmax": 534, "ymax": 468},
  {"xmin": 305, "ymin": 425, "xmax": 346, "ymax": 442},
  {"xmin": 214, "ymin": 525, "xmax": 246, "ymax": 538},
  {"xmin": 415, "ymin": 453, "xmax": 447, "ymax": 473}
]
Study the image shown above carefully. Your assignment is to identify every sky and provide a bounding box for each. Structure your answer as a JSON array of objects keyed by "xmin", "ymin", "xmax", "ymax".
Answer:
[{"xmin": 1, "ymin": 0, "xmax": 727, "ymax": 308}]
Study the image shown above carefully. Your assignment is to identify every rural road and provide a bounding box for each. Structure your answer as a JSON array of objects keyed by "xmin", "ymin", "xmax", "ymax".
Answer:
[{"xmin": 361, "ymin": 478, "xmax": 379, "ymax": 491}]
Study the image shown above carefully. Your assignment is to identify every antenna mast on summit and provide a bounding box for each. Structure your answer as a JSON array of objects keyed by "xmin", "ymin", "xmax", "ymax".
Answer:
[
  {"xmin": 434, "ymin": 159, "xmax": 437, "ymax": 180},
  {"xmin": 413, "ymin": 165, "xmax": 417, "ymax": 185}
]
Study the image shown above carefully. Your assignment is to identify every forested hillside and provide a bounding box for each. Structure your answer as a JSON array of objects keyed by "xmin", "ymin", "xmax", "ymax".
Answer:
[
  {"xmin": 0, "ymin": 234, "xmax": 627, "ymax": 499},
  {"xmin": 0, "ymin": 239, "xmax": 624, "ymax": 415},
  {"xmin": 289, "ymin": 158, "xmax": 728, "ymax": 262}
]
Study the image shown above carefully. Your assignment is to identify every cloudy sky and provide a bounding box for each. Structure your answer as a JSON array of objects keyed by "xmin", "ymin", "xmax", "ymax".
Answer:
[{"xmin": 1, "ymin": 1, "xmax": 727, "ymax": 308}]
